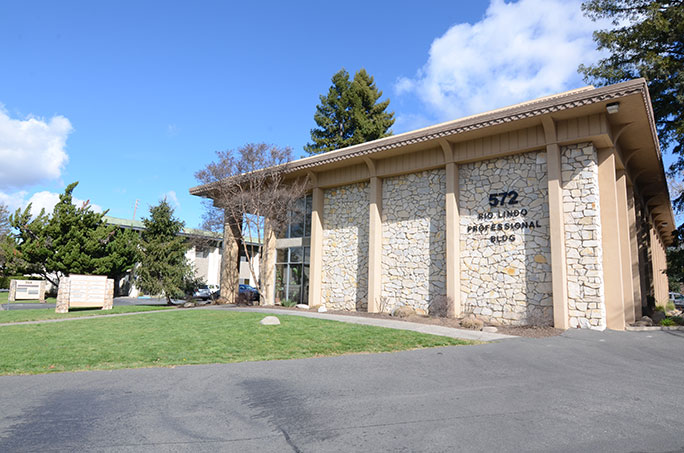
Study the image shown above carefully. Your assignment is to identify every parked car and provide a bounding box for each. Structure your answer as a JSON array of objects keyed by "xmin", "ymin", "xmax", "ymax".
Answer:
[
  {"xmin": 669, "ymin": 292, "xmax": 684, "ymax": 308},
  {"xmin": 239, "ymin": 284, "xmax": 259, "ymax": 302},
  {"xmin": 193, "ymin": 284, "xmax": 219, "ymax": 301}
]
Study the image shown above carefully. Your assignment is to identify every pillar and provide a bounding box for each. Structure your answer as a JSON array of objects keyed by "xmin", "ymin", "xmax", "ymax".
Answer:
[
  {"xmin": 260, "ymin": 219, "xmax": 277, "ymax": 305},
  {"xmin": 616, "ymin": 171, "xmax": 635, "ymax": 324},
  {"xmin": 546, "ymin": 142, "xmax": 570, "ymax": 329},
  {"xmin": 445, "ymin": 161, "xmax": 461, "ymax": 317},
  {"xmin": 220, "ymin": 215, "xmax": 242, "ymax": 303},
  {"xmin": 627, "ymin": 185, "xmax": 643, "ymax": 319},
  {"xmin": 650, "ymin": 226, "xmax": 668, "ymax": 306},
  {"xmin": 308, "ymin": 187, "xmax": 324, "ymax": 307},
  {"xmin": 597, "ymin": 148, "xmax": 626, "ymax": 330},
  {"xmin": 367, "ymin": 176, "xmax": 382, "ymax": 313}
]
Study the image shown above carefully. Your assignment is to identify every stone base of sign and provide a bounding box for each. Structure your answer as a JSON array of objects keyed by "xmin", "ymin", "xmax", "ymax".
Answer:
[
  {"xmin": 9, "ymin": 279, "xmax": 46, "ymax": 303},
  {"xmin": 55, "ymin": 275, "xmax": 115, "ymax": 313},
  {"xmin": 103, "ymin": 278, "xmax": 114, "ymax": 310},
  {"xmin": 56, "ymin": 279, "xmax": 70, "ymax": 313}
]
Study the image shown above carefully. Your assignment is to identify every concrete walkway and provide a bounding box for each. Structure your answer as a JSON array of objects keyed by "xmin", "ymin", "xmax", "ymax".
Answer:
[{"xmin": 205, "ymin": 305, "xmax": 515, "ymax": 341}]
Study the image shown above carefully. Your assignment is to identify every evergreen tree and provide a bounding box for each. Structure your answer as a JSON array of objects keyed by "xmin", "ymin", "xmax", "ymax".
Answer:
[
  {"xmin": 8, "ymin": 182, "xmax": 139, "ymax": 286},
  {"xmin": 305, "ymin": 68, "xmax": 394, "ymax": 155},
  {"xmin": 137, "ymin": 200, "xmax": 197, "ymax": 304},
  {"xmin": 579, "ymin": 0, "xmax": 684, "ymax": 205},
  {"xmin": 0, "ymin": 203, "xmax": 10, "ymax": 276}
]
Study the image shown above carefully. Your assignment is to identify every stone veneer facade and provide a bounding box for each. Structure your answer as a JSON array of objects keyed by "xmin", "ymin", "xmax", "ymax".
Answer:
[
  {"xmin": 561, "ymin": 143, "xmax": 606, "ymax": 328},
  {"xmin": 321, "ymin": 182, "xmax": 369, "ymax": 310},
  {"xmin": 381, "ymin": 169, "xmax": 446, "ymax": 313},
  {"xmin": 459, "ymin": 151, "xmax": 553, "ymax": 326},
  {"xmin": 313, "ymin": 147, "xmax": 630, "ymax": 329}
]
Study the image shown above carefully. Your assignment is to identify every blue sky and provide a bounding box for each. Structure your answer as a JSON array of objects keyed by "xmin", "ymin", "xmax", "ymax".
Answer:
[{"xmin": 0, "ymin": 0, "xmax": 614, "ymax": 228}]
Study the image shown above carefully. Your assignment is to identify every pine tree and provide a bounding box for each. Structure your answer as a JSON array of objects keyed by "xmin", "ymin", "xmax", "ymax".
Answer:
[
  {"xmin": 349, "ymin": 69, "xmax": 395, "ymax": 145},
  {"xmin": 0, "ymin": 203, "xmax": 10, "ymax": 276},
  {"xmin": 305, "ymin": 68, "xmax": 394, "ymax": 155},
  {"xmin": 579, "ymin": 0, "xmax": 684, "ymax": 205},
  {"xmin": 137, "ymin": 200, "xmax": 197, "ymax": 304}
]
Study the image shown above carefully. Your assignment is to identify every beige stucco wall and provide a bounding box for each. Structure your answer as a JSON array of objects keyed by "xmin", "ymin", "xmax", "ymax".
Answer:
[
  {"xmin": 321, "ymin": 182, "xmax": 369, "ymax": 310},
  {"xmin": 459, "ymin": 151, "xmax": 553, "ymax": 326},
  {"xmin": 380, "ymin": 169, "xmax": 446, "ymax": 313}
]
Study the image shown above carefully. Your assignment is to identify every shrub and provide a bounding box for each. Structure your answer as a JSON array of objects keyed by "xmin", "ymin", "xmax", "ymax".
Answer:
[
  {"xmin": 663, "ymin": 316, "xmax": 684, "ymax": 326},
  {"xmin": 428, "ymin": 295, "xmax": 454, "ymax": 318},
  {"xmin": 281, "ymin": 299, "xmax": 297, "ymax": 307},
  {"xmin": 666, "ymin": 301, "xmax": 676, "ymax": 311},
  {"xmin": 460, "ymin": 318, "xmax": 484, "ymax": 330},
  {"xmin": 654, "ymin": 305, "xmax": 666, "ymax": 313},
  {"xmin": 376, "ymin": 296, "xmax": 390, "ymax": 313}
]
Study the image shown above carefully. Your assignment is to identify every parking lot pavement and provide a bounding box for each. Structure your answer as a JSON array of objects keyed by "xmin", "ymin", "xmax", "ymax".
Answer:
[{"xmin": 1, "ymin": 328, "xmax": 684, "ymax": 452}]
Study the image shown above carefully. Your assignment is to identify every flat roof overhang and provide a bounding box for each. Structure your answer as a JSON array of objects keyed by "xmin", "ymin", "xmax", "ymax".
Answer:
[{"xmin": 191, "ymin": 78, "xmax": 675, "ymax": 244}]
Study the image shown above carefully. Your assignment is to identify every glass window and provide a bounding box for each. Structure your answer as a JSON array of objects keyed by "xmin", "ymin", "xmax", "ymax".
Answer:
[
  {"xmin": 275, "ymin": 264, "xmax": 286, "ymax": 304},
  {"xmin": 305, "ymin": 196, "xmax": 312, "ymax": 237},
  {"xmin": 280, "ymin": 194, "xmax": 313, "ymax": 239},
  {"xmin": 289, "ymin": 247, "xmax": 303, "ymax": 263},
  {"xmin": 274, "ymin": 247, "xmax": 310, "ymax": 305},
  {"xmin": 277, "ymin": 249, "xmax": 288, "ymax": 264},
  {"xmin": 303, "ymin": 247, "xmax": 310, "ymax": 264}
]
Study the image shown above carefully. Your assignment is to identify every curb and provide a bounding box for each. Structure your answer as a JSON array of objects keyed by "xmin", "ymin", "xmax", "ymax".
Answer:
[{"xmin": 625, "ymin": 325, "xmax": 684, "ymax": 332}]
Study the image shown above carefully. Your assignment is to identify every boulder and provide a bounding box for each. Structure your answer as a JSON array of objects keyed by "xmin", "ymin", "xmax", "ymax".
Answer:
[
  {"xmin": 414, "ymin": 308, "xmax": 428, "ymax": 316},
  {"xmin": 651, "ymin": 311, "xmax": 666, "ymax": 324},
  {"xmin": 317, "ymin": 305, "xmax": 328, "ymax": 313},
  {"xmin": 295, "ymin": 304, "xmax": 309, "ymax": 310},
  {"xmin": 391, "ymin": 306, "xmax": 416, "ymax": 318},
  {"xmin": 482, "ymin": 326, "xmax": 498, "ymax": 333},
  {"xmin": 183, "ymin": 302, "xmax": 196, "ymax": 308},
  {"xmin": 635, "ymin": 316, "xmax": 653, "ymax": 327},
  {"xmin": 260, "ymin": 316, "xmax": 280, "ymax": 326}
]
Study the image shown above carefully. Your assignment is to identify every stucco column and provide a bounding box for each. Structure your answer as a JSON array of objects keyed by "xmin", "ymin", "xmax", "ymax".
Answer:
[
  {"xmin": 627, "ymin": 184, "xmax": 643, "ymax": 319},
  {"xmin": 308, "ymin": 187, "xmax": 324, "ymax": 306},
  {"xmin": 445, "ymin": 161, "xmax": 461, "ymax": 317},
  {"xmin": 260, "ymin": 219, "xmax": 276, "ymax": 305},
  {"xmin": 367, "ymin": 176, "xmax": 382, "ymax": 313},
  {"xmin": 546, "ymin": 142, "xmax": 569, "ymax": 329},
  {"xmin": 616, "ymin": 171, "xmax": 635, "ymax": 323},
  {"xmin": 597, "ymin": 148, "xmax": 626, "ymax": 330},
  {"xmin": 220, "ymin": 215, "xmax": 242, "ymax": 303},
  {"xmin": 650, "ymin": 226, "xmax": 668, "ymax": 307}
]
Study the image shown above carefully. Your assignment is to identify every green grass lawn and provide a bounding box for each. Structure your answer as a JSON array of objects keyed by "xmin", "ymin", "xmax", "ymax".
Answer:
[
  {"xmin": 0, "ymin": 310, "xmax": 471, "ymax": 375},
  {"xmin": 0, "ymin": 292, "xmax": 56, "ymax": 304},
  {"xmin": 0, "ymin": 305, "xmax": 174, "ymax": 323}
]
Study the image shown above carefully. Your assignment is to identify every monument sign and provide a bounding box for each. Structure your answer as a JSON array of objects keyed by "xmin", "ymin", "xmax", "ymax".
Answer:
[
  {"xmin": 8, "ymin": 280, "xmax": 46, "ymax": 303},
  {"xmin": 56, "ymin": 275, "xmax": 114, "ymax": 313}
]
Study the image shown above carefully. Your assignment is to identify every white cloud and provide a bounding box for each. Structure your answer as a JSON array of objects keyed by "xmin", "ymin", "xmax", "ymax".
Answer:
[
  {"xmin": 163, "ymin": 190, "xmax": 180, "ymax": 208},
  {"xmin": 395, "ymin": 0, "xmax": 609, "ymax": 123},
  {"xmin": 0, "ymin": 107, "xmax": 72, "ymax": 190},
  {"xmin": 0, "ymin": 190, "xmax": 102, "ymax": 217}
]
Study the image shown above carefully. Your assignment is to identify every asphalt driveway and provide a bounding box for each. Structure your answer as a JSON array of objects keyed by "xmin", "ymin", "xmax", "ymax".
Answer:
[{"xmin": 1, "ymin": 329, "xmax": 683, "ymax": 452}]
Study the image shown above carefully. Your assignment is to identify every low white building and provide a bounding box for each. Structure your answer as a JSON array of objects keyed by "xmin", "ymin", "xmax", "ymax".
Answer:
[{"xmin": 104, "ymin": 216, "xmax": 260, "ymax": 296}]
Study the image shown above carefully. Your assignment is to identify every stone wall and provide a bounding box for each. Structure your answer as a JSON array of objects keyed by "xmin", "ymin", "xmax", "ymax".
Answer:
[
  {"xmin": 459, "ymin": 151, "xmax": 553, "ymax": 326},
  {"xmin": 561, "ymin": 143, "xmax": 606, "ymax": 328},
  {"xmin": 381, "ymin": 169, "xmax": 446, "ymax": 313},
  {"xmin": 321, "ymin": 182, "xmax": 369, "ymax": 310}
]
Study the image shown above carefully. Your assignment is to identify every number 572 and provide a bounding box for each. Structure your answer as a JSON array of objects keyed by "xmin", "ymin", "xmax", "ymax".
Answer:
[{"xmin": 488, "ymin": 191, "xmax": 519, "ymax": 207}]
